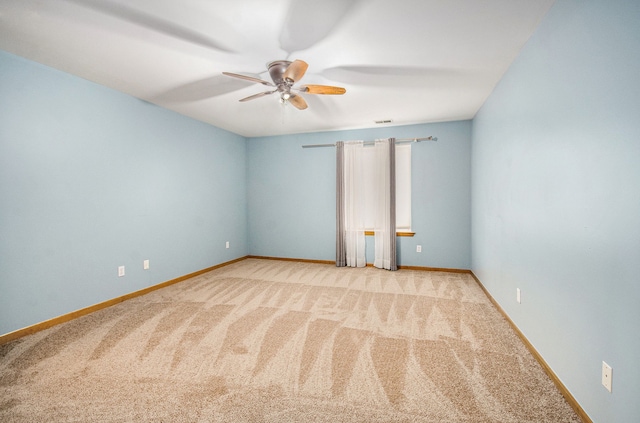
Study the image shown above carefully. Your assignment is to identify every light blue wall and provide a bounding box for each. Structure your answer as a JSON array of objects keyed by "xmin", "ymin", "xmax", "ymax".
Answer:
[
  {"xmin": 0, "ymin": 50, "xmax": 248, "ymax": 335},
  {"xmin": 247, "ymin": 121, "xmax": 472, "ymax": 269},
  {"xmin": 471, "ymin": 1, "xmax": 640, "ymax": 422}
]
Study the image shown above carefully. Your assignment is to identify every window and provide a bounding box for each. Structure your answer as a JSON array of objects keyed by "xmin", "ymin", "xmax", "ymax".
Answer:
[{"xmin": 395, "ymin": 144, "xmax": 412, "ymax": 231}]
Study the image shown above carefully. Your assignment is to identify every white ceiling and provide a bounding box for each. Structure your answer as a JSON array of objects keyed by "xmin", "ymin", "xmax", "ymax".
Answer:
[{"xmin": 0, "ymin": 0, "xmax": 555, "ymax": 138}]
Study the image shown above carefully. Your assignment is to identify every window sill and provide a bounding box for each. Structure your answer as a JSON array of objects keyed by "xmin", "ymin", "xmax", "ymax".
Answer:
[{"xmin": 364, "ymin": 231, "xmax": 415, "ymax": 237}]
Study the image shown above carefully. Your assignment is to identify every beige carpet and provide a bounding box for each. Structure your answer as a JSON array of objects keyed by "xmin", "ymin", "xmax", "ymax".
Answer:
[{"xmin": 1, "ymin": 258, "xmax": 581, "ymax": 422}]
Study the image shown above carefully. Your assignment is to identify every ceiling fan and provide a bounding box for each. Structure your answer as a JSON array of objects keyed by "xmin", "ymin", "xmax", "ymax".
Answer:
[{"xmin": 222, "ymin": 60, "xmax": 346, "ymax": 110}]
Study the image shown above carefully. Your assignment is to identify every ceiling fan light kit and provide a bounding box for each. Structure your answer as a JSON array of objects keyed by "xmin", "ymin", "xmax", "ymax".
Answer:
[{"xmin": 222, "ymin": 59, "xmax": 346, "ymax": 110}]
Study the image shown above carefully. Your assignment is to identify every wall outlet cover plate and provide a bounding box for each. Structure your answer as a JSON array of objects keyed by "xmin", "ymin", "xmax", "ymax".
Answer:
[{"xmin": 602, "ymin": 361, "xmax": 612, "ymax": 392}]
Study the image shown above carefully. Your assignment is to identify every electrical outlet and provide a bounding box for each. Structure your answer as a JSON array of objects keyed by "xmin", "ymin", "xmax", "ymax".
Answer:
[
  {"xmin": 143, "ymin": 260, "xmax": 149, "ymax": 270},
  {"xmin": 602, "ymin": 361, "xmax": 612, "ymax": 392},
  {"xmin": 416, "ymin": 245, "xmax": 422, "ymax": 253},
  {"xmin": 226, "ymin": 241, "xmax": 230, "ymax": 249},
  {"xmin": 517, "ymin": 288, "xmax": 521, "ymax": 304},
  {"xmin": 118, "ymin": 266, "xmax": 125, "ymax": 277}
]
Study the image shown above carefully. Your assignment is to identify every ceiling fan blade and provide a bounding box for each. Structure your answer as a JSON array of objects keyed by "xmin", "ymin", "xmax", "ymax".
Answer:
[
  {"xmin": 300, "ymin": 85, "xmax": 346, "ymax": 95},
  {"xmin": 322, "ymin": 65, "xmax": 462, "ymax": 88},
  {"xmin": 152, "ymin": 74, "xmax": 265, "ymax": 103},
  {"xmin": 279, "ymin": 0, "xmax": 361, "ymax": 54},
  {"xmin": 222, "ymin": 72, "xmax": 275, "ymax": 87},
  {"xmin": 64, "ymin": 0, "xmax": 235, "ymax": 53},
  {"xmin": 283, "ymin": 60, "xmax": 309, "ymax": 83},
  {"xmin": 239, "ymin": 91, "xmax": 276, "ymax": 102},
  {"xmin": 288, "ymin": 94, "xmax": 308, "ymax": 110}
]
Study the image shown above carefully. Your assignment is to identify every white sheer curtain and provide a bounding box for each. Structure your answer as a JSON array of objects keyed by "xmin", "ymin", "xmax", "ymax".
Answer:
[
  {"xmin": 335, "ymin": 142, "xmax": 346, "ymax": 267},
  {"xmin": 336, "ymin": 139, "xmax": 396, "ymax": 270},
  {"xmin": 373, "ymin": 139, "xmax": 397, "ymax": 270},
  {"xmin": 343, "ymin": 141, "xmax": 366, "ymax": 267}
]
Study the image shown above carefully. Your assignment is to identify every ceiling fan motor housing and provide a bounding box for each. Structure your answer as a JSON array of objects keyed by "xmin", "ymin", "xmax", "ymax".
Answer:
[
  {"xmin": 268, "ymin": 61, "xmax": 292, "ymax": 85},
  {"xmin": 268, "ymin": 60, "xmax": 293, "ymax": 99}
]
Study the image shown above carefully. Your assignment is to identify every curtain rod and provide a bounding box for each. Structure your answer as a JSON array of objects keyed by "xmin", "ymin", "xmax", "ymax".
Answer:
[{"xmin": 301, "ymin": 136, "xmax": 437, "ymax": 148}]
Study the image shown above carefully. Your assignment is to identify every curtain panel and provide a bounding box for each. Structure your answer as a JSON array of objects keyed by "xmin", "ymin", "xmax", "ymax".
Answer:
[
  {"xmin": 343, "ymin": 141, "xmax": 366, "ymax": 267},
  {"xmin": 335, "ymin": 141, "xmax": 346, "ymax": 267},
  {"xmin": 373, "ymin": 138, "xmax": 397, "ymax": 270}
]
